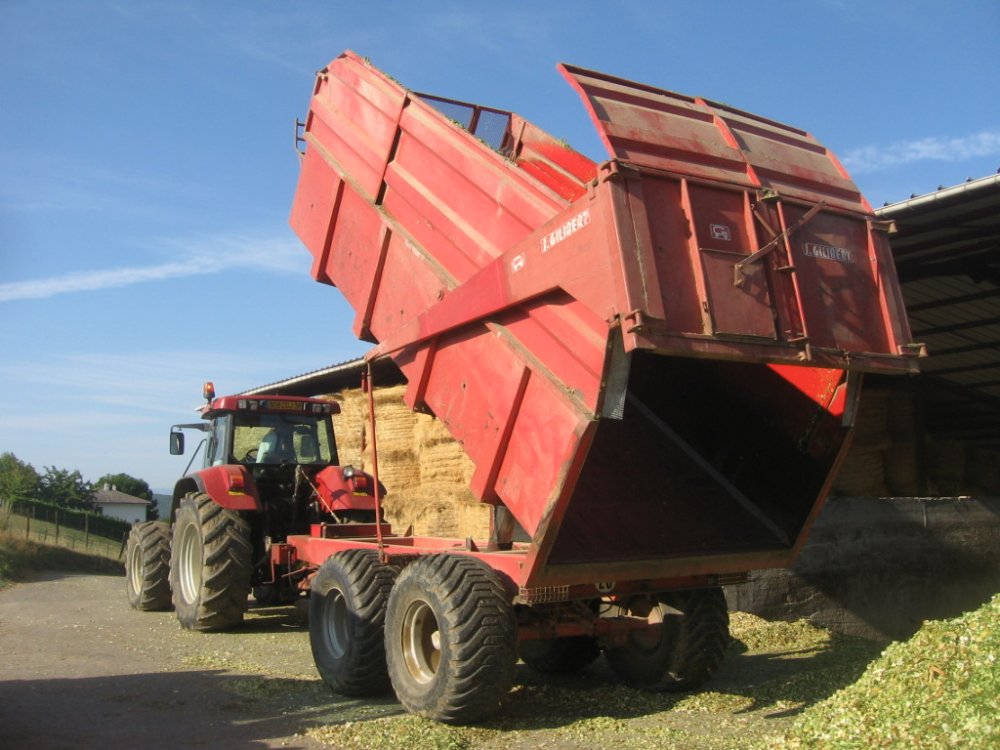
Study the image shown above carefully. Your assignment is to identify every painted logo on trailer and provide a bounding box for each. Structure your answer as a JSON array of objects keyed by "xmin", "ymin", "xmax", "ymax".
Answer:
[
  {"xmin": 710, "ymin": 224, "xmax": 731, "ymax": 241},
  {"xmin": 803, "ymin": 242, "xmax": 854, "ymax": 263},
  {"xmin": 541, "ymin": 208, "xmax": 591, "ymax": 253}
]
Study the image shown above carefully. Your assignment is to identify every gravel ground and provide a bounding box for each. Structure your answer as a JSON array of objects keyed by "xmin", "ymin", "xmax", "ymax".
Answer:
[
  {"xmin": 0, "ymin": 572, "xmax": 336, "ymax": 749},
  {"xmin": 0, "ymin": 571, "xmax": 883, "ymax": 750}
]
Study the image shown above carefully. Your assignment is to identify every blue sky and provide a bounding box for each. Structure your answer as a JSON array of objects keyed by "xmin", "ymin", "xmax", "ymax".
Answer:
[{"xmin": 1, "ymin": 1, "xmax": 998, "ymax": 492}]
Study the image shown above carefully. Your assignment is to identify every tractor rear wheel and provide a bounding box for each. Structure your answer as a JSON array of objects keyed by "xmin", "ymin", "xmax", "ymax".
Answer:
[
  {"xmin": 605, "ymin": 587, "xmax": 729, "ymax": 691},
  {"xmin": 125, "ymin": 521, "xmax": 172, "ymax": 611},
  {"xmin": 384, "ymin": 554, "xmax": 517, "ymax": 724},
  {"xmin": 170, "ymin": 492, "xmax": 252, "ymax": 631},
  {"xmin": 309, "ymin": 549, "xmax": 397, "ymax": 696}
]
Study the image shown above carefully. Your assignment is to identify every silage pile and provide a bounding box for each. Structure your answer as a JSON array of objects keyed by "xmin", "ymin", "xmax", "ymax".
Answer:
[
  {"xmin": 775, "ymin": 593, "xmax": 999, "ymax": 749},
  {"xmin": 324, "ymin": 385, "xmax": 491, "ymax": 540}
]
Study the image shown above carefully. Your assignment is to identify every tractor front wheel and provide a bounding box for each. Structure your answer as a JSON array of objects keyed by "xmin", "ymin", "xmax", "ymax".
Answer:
[
  {"xmin": 125, "ymin": 521, "xmax": 172, "ymax": 611},
  {"xmin": 170, "ymin": 492, "xmax": 252, "ymax": 631},
  {"xmin": 384, "ymin": 554, "xmax": 517, "ymax": 724}
]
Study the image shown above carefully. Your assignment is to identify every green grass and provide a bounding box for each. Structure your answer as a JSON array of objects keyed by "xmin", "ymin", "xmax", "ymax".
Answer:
[{"xmin": 0, "ymin": 532, "xmax": 124, "ymax": 586}]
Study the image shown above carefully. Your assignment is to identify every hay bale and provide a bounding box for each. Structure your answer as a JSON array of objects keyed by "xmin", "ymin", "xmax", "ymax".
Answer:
[
  {"xmin": 326, "ymin": 389, "xmax": 368, "ymax": 466},
  {"xmin": 832, "ymin": 446, "xmax": 888, "ymax": 496},
  {"xmin": 884, "ymin": 443, "xmax": 921, "ymax": 496},
  {"xmin": 419, "ymin": 441, "xmax": 475, "ymax": 485},
  {"xmin": 886, "ymin": 389, "xmax": 917, "ymax": 443},
  {"xmin": 926, "ymin": 439, "xmax": 965, "ymax": 495},
  {"xmin": 323, "ymin": 383, "xmax": 488, "ymax": 540},
  {"xmin": 852, "ymin": 388, "xmax": 890, "ymax": 448},
  {"xmin": 413, "ymin": 414, "xmax": 456, "ymax": 450}
]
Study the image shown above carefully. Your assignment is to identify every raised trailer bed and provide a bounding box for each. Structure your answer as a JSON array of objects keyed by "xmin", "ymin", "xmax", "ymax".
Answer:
[{"xmin": 287, "ymin": 51, "xmax": 921, "ymax": 722}]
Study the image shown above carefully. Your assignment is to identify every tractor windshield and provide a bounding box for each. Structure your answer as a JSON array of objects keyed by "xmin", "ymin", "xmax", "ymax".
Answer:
[{"xmin": 232, "ymin": 412, "xmax": 337, "ymax": 466}]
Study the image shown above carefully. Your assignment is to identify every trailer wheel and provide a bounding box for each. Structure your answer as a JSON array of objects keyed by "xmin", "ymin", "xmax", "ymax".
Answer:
[
  {"xmin": 385, "ymin": 554, "xmax": 517, "ymax": 724},
  {"xmin": 125, "ymin": 521, "xmax": 173, "ymax": 611},
  {"xmin": 309, "ymin": 549, "xmax": 397, "ymax": 696},
  {"xmin": 605, "ymin": 587, "xmax": 729, "ymax": 691},
  {"xmin": 520, "ymin": 636, "xmax": 601, "ymax": 674},
  {"xmin": 170, "ymin": 492, "xmax": 252, "ymax": 631}
]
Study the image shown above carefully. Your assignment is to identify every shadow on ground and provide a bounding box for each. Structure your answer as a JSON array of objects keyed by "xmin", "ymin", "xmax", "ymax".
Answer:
[{"xmin": 0, "ymin": 668, "xmax": 402, "ymax": 750}]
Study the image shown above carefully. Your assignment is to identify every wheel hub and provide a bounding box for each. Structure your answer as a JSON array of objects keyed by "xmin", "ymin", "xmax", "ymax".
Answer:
[
  {"xmin": 177, "ymin": 522, "xmax": 203, "ymax": 605},
  {"xmin": 400, "ymin": 599, "xmax": 440, "ymax": 684}
]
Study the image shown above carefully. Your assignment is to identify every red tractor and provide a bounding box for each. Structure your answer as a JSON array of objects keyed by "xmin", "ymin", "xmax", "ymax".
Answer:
[{"xmin": 124, "ymin": 382, "xmax": 381, "ymax": 631}]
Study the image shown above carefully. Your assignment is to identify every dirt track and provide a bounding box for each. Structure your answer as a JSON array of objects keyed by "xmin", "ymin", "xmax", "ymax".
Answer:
[
  {"xmin": 0, "ymin": 571, "xmax": 353, "ymax": 749},
  {"xmin": 0, "ymin": 570, "xmax": 885, "ymax": 750}
]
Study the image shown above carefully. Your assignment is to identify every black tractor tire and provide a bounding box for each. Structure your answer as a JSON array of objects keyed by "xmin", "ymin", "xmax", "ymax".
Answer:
[
  {"xmin": 605, "ymin": 587, "xmax": 729, "ymax": 691},
  {"xmin": 309, "ymin": 549, "xmax": 397, "ymax": 696},
  {"xmin": 125, "ymin": 521, "xmax": 173, "ymax": 611},
  {"xmin": 384, "ymin": 554, "xmax": 517, "ymax": 724},
  {"xmin": 170, "ymin": 492, "xmax": 252, "ymax": 631}
]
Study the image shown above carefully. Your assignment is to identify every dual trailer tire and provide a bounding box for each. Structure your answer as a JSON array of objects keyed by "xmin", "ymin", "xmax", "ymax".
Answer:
[
  {"xmin": 604, "ymin": 587, "xmax": 730, "ymax": 691},
  {"xmin": 309, "ymin": 552, "xmax": 518, "ymax": 724},
  {"xmin": 125, "ymin": 521, "xmax": 173, "ymax": 611},
  {"xmin": 309, "ymin": 549, "xmax": 398, "ymax": 696},
  {"xmin": 309, "ymin": 552, "xmax": 727, "ymax": 721},
  {"xmin": 170, "ymin": 492, "xmax": 253, "ymax": 631}
]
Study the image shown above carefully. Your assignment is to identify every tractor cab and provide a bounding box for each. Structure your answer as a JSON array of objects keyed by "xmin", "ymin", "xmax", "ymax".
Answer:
[{"xmin": 161, "ymin": 382, "xmax": 381, "ymax": 618}]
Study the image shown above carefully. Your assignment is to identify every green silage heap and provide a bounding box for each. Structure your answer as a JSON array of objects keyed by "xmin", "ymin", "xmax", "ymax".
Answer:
[{"xmin": 775, "ymin": 594, "xmax": 999, "ymax": 749}]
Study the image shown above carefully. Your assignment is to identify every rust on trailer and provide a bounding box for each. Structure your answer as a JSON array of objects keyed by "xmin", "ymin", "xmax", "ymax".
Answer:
[{"xmin": 290, "ymin": 51, "xmax": 920, "ymax": 593}]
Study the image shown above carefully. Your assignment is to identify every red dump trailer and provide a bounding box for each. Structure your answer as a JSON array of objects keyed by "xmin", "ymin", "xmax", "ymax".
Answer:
[{"xmin": 286, "ymin": 51, "xmax": 921, "ymax": 723}]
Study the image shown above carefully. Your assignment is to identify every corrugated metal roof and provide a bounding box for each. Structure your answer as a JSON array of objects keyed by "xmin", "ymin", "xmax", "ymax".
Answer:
[
  {"xmin": 877, "ymin": 172, "xmax": 1000, "ymax": 447},
  {"xmin": 241, "ymin": 356, "xmax": 404, "ymax": 397}
]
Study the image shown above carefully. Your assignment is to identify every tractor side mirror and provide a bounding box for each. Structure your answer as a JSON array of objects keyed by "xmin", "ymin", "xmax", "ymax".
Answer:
[{"xmin": 170, "ymin": 431, "xmax": 185, "ymax": 455}]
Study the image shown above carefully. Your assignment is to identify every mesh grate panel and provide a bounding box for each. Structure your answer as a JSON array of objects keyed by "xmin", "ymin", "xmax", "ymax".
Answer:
[
  {"xmin": 474, "ymin": 110, "xmax": 511, "ymax": 151},
  {"xmin": 419, "ymin": 93, "xmax": 512, "ymax": 151}
]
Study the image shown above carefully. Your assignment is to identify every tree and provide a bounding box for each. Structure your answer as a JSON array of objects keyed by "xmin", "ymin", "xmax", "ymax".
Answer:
[
  {"xmin": 95, "ymin": 472, "xmax": 158, "ymax": 520},
  {"xmin": 0, "ymin": 452, "xmax": 41, "ymax": 504},
  {"xmin": 39, "ymin": 467, "xmax": 95, "ymax": 511}
]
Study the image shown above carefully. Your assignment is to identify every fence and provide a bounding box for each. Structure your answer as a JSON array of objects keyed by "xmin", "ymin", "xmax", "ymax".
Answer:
[{"xmin": 0, "ymin": 500, "xmax": 129, "ymax": 560}]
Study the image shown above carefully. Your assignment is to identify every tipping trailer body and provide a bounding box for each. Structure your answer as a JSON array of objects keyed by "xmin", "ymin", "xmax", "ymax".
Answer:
[{"xmin": 288, "ymin": 52, "xmax": 920, "ymax": 596}]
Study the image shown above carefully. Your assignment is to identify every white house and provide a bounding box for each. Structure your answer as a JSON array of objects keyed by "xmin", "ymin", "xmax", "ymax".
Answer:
[{"xmin": 94, "ymin": 485, "xmax": 151, "ymax": 525}]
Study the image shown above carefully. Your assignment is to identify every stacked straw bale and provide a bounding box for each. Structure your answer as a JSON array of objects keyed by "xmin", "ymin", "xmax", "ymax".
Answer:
[
  {"xmin": 883, "ymin": 389, "xmax": 921, "ymax": 496},
  {"xmin": 832, "ymin": 387, "xmax": 891, "ymax": 496},
  {"xmin": 323, "ymin": 385, "xmax": 490, "ymax": 539},
  {"xmin": 833, "ymin": 386, "xmax": 1000, "ymax": 497}
]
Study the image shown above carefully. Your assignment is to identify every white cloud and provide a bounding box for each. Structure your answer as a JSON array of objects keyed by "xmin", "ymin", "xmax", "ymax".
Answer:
[
  {"xmin": 0, "ymin": 233, "xmax": 307, "ymax": 302},
  {"xmin": 842, "ymin": 129, "xmax": 1000, "ymax": 175}
]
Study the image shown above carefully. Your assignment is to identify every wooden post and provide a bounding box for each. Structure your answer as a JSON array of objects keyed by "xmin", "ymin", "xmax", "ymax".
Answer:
[
  {"xmin": 55, "ymin": 510, "xmax": 60, "ymax": 545},
  {"xmin": 85, "ymin": 513, "xmax": 90, "ymax": 550}
]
